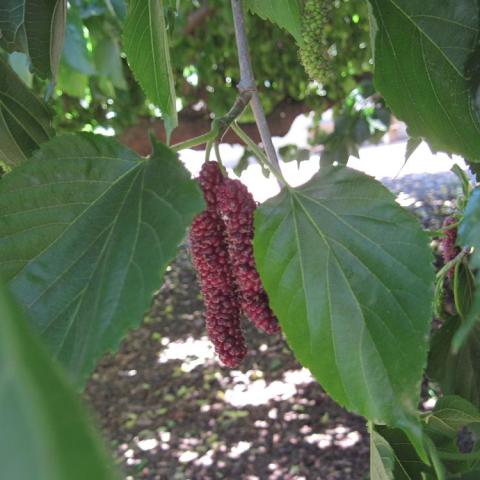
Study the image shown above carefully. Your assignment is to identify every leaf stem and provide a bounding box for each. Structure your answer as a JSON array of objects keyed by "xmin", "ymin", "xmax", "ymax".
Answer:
[
  {"xmin": 214, "ymin": 143, "xmax": 227, "ymax": 176},
  {"xmin": 435, "ymin": 248, "xmax": 469, "ymax": 280},
  {"xmin": 231, "ymin": 122, "xmax": 269, "ymax": 172},
  {"xmin": 172, "ymin": 130, "xmax": 218, "ymax": 152},
  {"xmin": 230, "ymin": 0, "xmax": 285, "ymax": 186}
]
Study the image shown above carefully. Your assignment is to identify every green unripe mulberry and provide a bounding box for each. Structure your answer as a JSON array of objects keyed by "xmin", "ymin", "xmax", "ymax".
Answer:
[{"xmin": 299, "ymin": 0, "xmax": 334, "ymax": 84}]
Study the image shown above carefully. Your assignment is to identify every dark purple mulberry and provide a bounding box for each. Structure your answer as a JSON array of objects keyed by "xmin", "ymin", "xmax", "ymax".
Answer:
[
  {"xmin": 190, "ymin": 162, "xmax": 247, "ymax": 367},
  {"xmin": 441, "ymin": 216, "xmax": 460, "ymax": 279},
  {"xmin": 218, "ymin": 178, "xmax": 280, "ymax": 335}
]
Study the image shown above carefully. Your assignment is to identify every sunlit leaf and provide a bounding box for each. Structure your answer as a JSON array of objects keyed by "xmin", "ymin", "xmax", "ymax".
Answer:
[
  {"xmin": 123, "ymin": 0, "xmax": 177, "ymax": 139},
  {"xmin": 245, "ymin": 0, "xmax": 303, "ymax": 45},
  {"xmin": 254, "ymin": 166, "xmax": 434, "ymax": 458}
]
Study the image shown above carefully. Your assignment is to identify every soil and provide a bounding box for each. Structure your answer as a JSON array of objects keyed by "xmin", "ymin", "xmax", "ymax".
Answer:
[{"xmin": 84, "ymin": 171, "xmax": 462, "ymax": 480}]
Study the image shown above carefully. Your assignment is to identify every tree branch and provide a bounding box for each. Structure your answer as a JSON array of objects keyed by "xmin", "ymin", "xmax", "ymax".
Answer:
[{"xmin": 230, "ymin": 0, "xmax": 283, "ymax": 183}]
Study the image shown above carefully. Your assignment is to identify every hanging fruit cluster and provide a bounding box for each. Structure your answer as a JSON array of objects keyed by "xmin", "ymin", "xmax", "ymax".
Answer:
[{"xmin": 189, "ymin": 162, "xmax": 279, "ymax": 367}]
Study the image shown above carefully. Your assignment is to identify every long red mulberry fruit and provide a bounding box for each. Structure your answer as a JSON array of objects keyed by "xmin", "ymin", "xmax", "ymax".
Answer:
[
  {"xmin": 190, "ymin": 162, "xmax": 247, "ymax": 367},
  {"xmin": 441, "ymin": 216, "xmax": 460, "ymax": 279},
  {"xmin": 217, "ymin": 178, "xmax": 280, "ymax": 334}
]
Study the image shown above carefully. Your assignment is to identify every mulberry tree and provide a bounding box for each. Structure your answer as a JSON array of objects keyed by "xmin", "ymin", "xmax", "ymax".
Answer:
[{"xmin": 1, "ymin": 0, "xmax": 480, "ymax": 478}]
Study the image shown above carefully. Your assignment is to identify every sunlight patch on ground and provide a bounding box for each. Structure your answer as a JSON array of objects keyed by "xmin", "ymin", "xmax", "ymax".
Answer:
[
  {"xmin": 136, "ymin": 438, "xmax": 158, "ymax": 451},
  {"xmin": 305, "ymin": 425, "xmax": 361, "ymax": 450},
  {"xmin": 157, "ymin": 336, "xmax": 216, "ymax": 372},
  {"xmin": 224, "ymin": 368, "xmax": 314, "ymax": 407},
  {"xmin": 228, "ymin": 441, "xmax": 252, "ymax": 459}
]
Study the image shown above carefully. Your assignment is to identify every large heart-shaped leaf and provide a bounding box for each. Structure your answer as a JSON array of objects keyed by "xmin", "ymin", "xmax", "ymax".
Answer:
[
  {"xmin": 0, "ymin": 133, "xmax": 204, "ymax": 386},
  {"xmin": 0, "ymin": 58, "xmax": 53, "ymax": 168},
  {"xmin": 245, "ymin": 0, "xmax": 303, "ymax": 45},
  {"xmin": 0, "ymin": 280, "xmax": 119, "ymax": 480},
  {"xmin": 254, "ymin": 166, "xmax": 434, "ymax": 454},
  {"xmin": 368, "ymin": 0, "xmax": 480, "ymax": 161},
  {"xmin": 123, "ymin": 0, "xmax": 177, "ymax": 139}
]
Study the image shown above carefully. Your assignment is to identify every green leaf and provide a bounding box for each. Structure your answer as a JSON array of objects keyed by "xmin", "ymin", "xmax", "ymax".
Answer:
[
  {"xmin": 374, "ymin": 426, "xmax": 434, "ymax": 479},
  {"xmin": 0, "ymin": 133, "xmax": 204, "ymax": 386},
  {"xmin": 370, "ymin": 429, "xmax": 395, "ymax": 480},
  {"xmin": 245, "ymin": 0, "xmax": 303, "ymax": 45},
  {"xmin": 23, "ymin": 0, "xmax": 67, "ymax": 78},
  {"xmin": 254, "ymin": 166, "xmax": 434, "ymax": 457},
  {"xmin": 93, "ymin": 36, "xmax": 127, "ymax": 90},
  {"xmin": 62, "ymin": 7, "xmax": 95, "ymax": 75},
  {"xmin": 424, "ymin": 396, "xmax": 480, "ymax": 474},
  {"xmin": 0, "ymin": 0, "xmax": 28, "ymax": 51},
  {"xmin": 452, "ymin": 471, "xmax": 480, "ymax": 479},
  {"xmin": 57, "ymin": 62, "xmax": 89, "ymax": 98},
  {"xmin": 426, "ymin": 396, "xmax": 480, "ymax": 438},
  {"xmin": 453, "ymin": 188, "xmax": 480, "ymax": 350},
  {"xmin": 368, "ymin": 0, "xmax": 480, "ymax": 161},
  {"xmin": 405, "ymin": 137, "xmax": 422, "ymax": 162},
  {"xmin": 0, "ymin": 280, "xmax": 119, "ymax": 480},
  {"xmin": 453, "ymin": 262, "xmax": 475, "ymax": 320},
  {"xmin": 0, "ymin": 58, "xmax": 54, "ymax": 167},
  {"xmin": 428, "ymin": 316, "xmax": 480, "ymax": 409},
  {"xmin": 123, "ymin": 0, "xmax": 177, "ymax": 140}
]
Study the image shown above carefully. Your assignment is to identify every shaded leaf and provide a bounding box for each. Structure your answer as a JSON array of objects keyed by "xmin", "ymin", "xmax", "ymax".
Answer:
[
  {"xmin": 0, "ymin": 280, "xmax": 119, "ymax": 480},
  {"xmin": 0, "ymin": 133, "xmax": 204, "ymax": 386},
  {"xmin": 57, "ymin": 62, "xmax": 89, "ymax": 98},
  {"xmin": 62, "ymin": 6, "xmax": 95, "ymax": 75},
  {"xmin": 26, "ymin": 0, "xmax": 67, "ymax": 78},
  {"xmin": 93, "ymin": 36, "xmax": 127, "ymax": 89},
  {"xmin": 405, "ymin": 137, "xmax": 422, "ymax": 162},
  {"xmin": 453, "ymin": 262, "xmax": 475, "ymax": 320},
  {"xmin": 123, "ymin": 0, "xmax": 177, "ymax": 139},
  {"xmin": 0, "ymin": 0, "xmax": 28, "ymax": 51},
  {"xmin": 375, "ymin": 426, "xmax": 433, "ymax": 479},
  {"xmin": 453, "ymin": 188, "xmax": 480, "ymax": 349},
  {"xmin": 424, "ymin": 396, "xmax": 480, "ymax": 474},
  {"xmin": 369, "ymin": 0, "xmax": 480, "ymax": 161},
  {"xmin": 254, "ymin": 166, "xmax": 434, "ymax": 457},
  {"xmin": 370, "ymin": 429, "xmax": 395, "ymax": 480},
  {"xmin": 245, "ymin": 0, "xmax": 303, "ymax": 45},
  {"xmin": 428, "ymin": 316, "xmax": 480, "ymax": 409},
  {"xmin": 0, "ymin": 57, "xmax": 53, "ymax": 167}
]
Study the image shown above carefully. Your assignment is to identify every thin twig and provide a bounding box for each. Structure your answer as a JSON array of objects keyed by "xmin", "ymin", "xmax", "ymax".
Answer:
[{"xmin": 230, "ymin": 0, "xmax": 285, "ymax": 185}]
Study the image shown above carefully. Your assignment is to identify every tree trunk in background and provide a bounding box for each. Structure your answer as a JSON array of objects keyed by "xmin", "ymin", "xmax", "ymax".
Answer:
[{"xmin": 119, "ymin": 98, "xmax": 312, "ymax": 155}]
